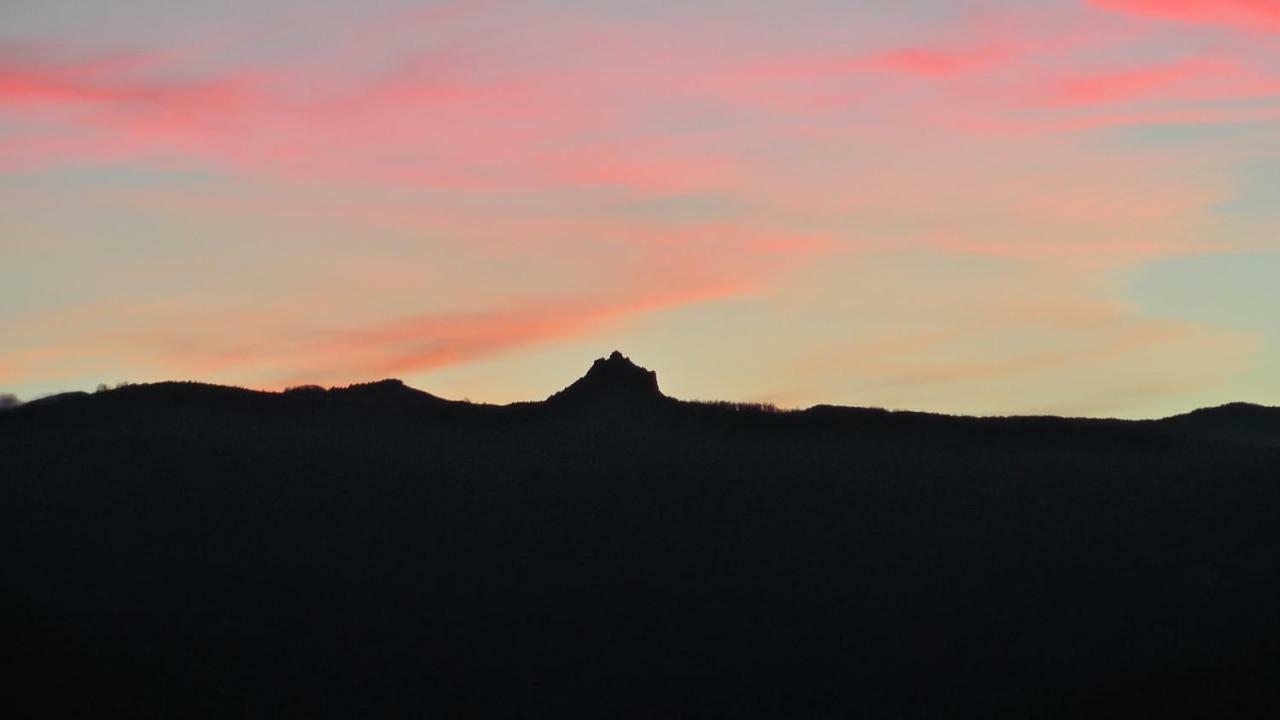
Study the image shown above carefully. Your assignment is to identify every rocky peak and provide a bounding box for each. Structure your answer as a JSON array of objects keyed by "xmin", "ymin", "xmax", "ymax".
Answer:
[{"xmin": 546, "ymin": 351, "xmax": 664, "ymax": 405}]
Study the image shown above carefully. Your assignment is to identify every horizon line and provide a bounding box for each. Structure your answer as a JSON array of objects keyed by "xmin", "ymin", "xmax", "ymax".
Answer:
[{"xmin": 3, "ymin": 351, "xmax": 1275, "ymax": 423}]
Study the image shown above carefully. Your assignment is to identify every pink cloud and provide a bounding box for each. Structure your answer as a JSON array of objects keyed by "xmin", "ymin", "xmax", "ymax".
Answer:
[
  {"xmin": 0, "ymin": 50, "xmax": 254, "ymax": 114},
  {"xmin": 1040, "ymin": 57, "xmax": 1280, "ymax": 106},
  {"xmin": 964, "ymin": 103, "xmax": 1280, "ymax": 135},
  {"xmin": 0, "ymin": 51, "xmax": 153, "ymax": 105},
  {"xmin": 1089, "ymin": 0, "xmax": 1280, "ymax": 32},
  {"xmin": 868, "ymin": 44, "xmax": 1020, "ymax": 77},
  {"xmin": 4, "ymin": 0, "xmax": 1269, "ymax": 190},
  {"xmin": 1, "ymin": 33, "xmax": 738, "ymax": 193},
  {"xmin": 1048, "ymin": 58, "xmax": 1221, "ymax": 105},
  {"xmin": 759, "ymin": 41, "xmax": 1018, "ymax": 81},
  {"xmin": 0, "ymin": 48, "xmax": 272, "ymax": 173}
]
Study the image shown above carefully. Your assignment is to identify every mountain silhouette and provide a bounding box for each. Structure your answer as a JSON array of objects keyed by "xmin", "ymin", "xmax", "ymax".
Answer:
[
  {"xmin": 545, "ymin": 350, "xmax": 664, "ymax": 405},
  {"xmin": 4, "ymin": 352, "xmax": 1280, "ymax": 719}
]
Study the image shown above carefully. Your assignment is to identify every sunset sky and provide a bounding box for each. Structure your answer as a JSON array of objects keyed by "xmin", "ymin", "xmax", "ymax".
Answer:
[{"xmin": 3, "ymin": 0, "xmax": 1278, "ymax": 417}]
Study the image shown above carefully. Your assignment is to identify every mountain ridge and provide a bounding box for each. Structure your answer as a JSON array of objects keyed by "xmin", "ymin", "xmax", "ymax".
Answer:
[{"xmin": 5, "ymin": 351, "xmax": 1277, "ymax": 427}]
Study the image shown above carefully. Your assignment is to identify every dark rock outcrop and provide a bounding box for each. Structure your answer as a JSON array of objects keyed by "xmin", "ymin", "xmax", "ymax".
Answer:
[{"xmin": 545, "ymin": 350, "xmax": 664, "ymax": 405}]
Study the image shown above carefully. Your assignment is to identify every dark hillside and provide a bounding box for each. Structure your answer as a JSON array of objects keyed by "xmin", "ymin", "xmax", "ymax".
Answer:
[
  {"xmin": 3, "ymin": 353, "xmax": 1279, "ymax": 718},
  {"xmin": 1152, "ymin": 402, "xmax": 1280, "ymax": 447}
]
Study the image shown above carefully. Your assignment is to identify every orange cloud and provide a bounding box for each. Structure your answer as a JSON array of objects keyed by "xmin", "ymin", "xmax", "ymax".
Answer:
[
  {"xmin": 307, "ymin": 280, "xmax": 751, "ymax": 382},
  {"xmin": 0, "ymin": 205, "xmax": 827, "ymax": 390},
  {"xmin": 84, "ymin": 279, "xmax": 756, "ymax": 390}
]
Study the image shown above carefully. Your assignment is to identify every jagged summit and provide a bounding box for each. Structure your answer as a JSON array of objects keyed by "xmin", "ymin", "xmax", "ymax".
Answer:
[{"xmin": 546, "ymin": 351, "xmax": 664, "ymax": 405}]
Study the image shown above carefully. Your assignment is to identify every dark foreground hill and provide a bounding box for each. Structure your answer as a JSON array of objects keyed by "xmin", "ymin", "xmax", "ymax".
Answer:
[{"xmin": 3, "ymin": 352, "xmax": 1280, "ymax": 718}]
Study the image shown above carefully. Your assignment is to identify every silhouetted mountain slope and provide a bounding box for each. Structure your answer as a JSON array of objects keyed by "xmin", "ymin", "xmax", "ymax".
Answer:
[
  {"xmin": 3, "ymin": 353, "xmax": 1279, "ymax": 718},
  {"xmin": 1153, "ymin": 402, "xmax": 1280, "ymax": 447}
]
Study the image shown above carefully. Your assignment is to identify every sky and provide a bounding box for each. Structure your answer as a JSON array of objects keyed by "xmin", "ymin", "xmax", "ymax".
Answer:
[{"xmin": 2, "ymin": 0, "xmax": 1278, "ymax": 417}]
